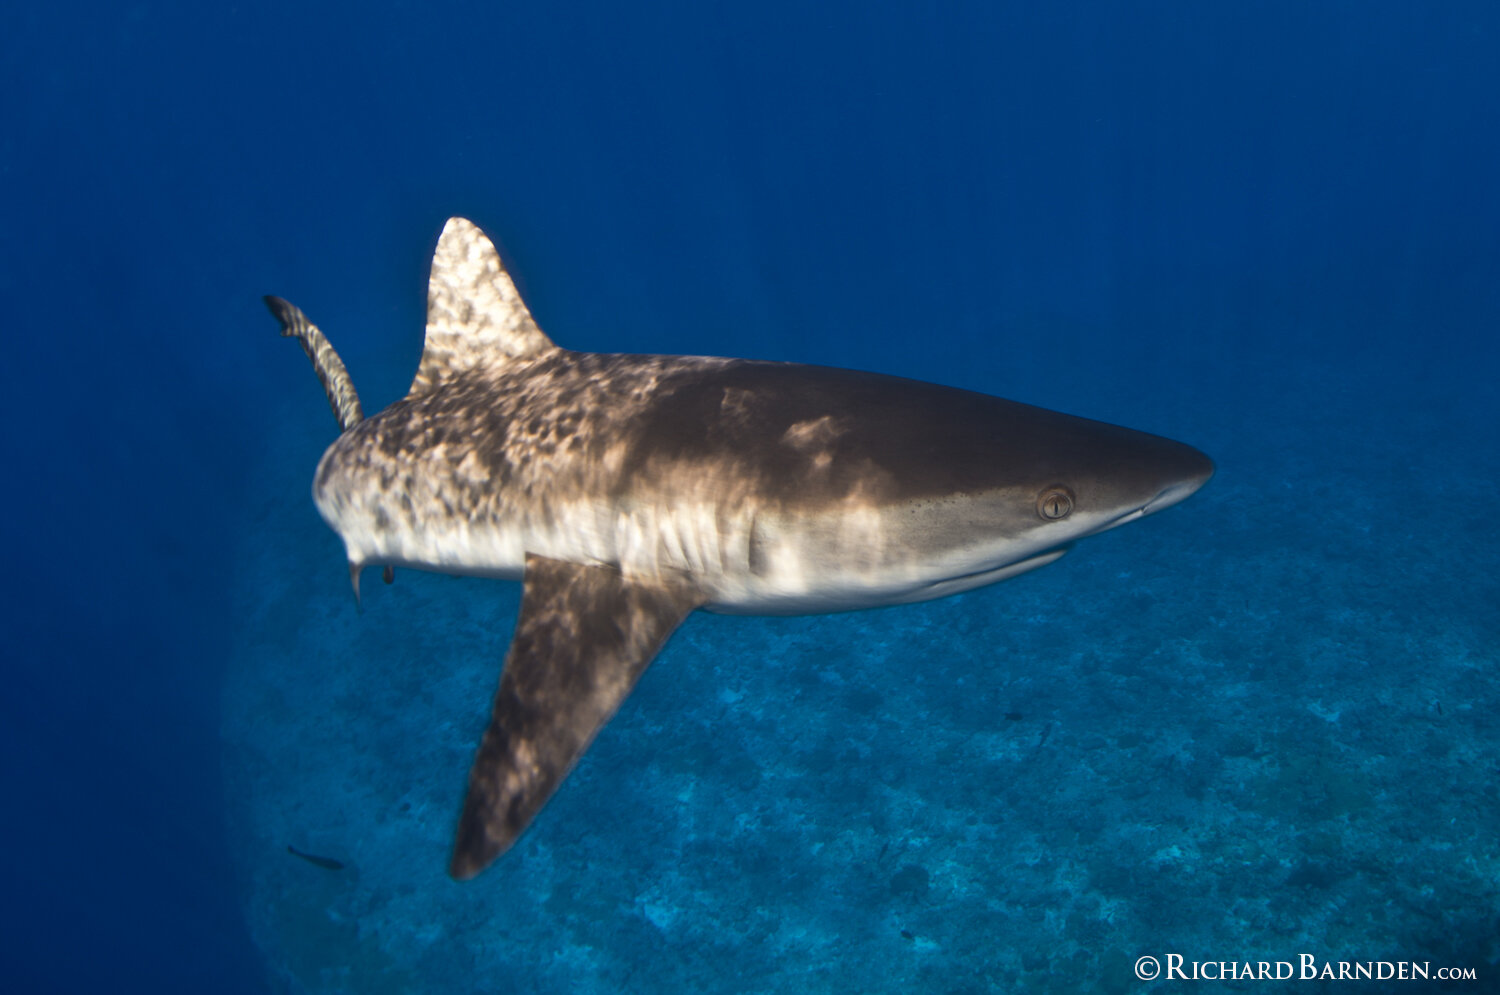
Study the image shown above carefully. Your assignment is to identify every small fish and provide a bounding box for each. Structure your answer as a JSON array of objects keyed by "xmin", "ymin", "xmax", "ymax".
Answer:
[{"xmin": 286, "ymin": 844, "xmax": 345, "ymax": 871}]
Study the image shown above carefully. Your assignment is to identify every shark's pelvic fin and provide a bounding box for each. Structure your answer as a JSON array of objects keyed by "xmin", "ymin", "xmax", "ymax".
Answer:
[
  {"xmin": 264, "ymin": 295, "xmax": 364, "ymax": 433},
  {"xmin": 449, "ymin": 554, "xmax": 702, "ymax": 880},
  {"xmin": 411, "ymin": 217, "xmax": 556, "ymax": 398}
]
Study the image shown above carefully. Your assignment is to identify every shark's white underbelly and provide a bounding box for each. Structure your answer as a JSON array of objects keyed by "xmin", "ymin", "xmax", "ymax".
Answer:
[{"xmin": 328, "ymin": 490, "xmax": 1076, "ymax": 616}]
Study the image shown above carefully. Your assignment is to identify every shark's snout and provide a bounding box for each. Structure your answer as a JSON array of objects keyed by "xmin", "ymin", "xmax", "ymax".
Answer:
[
  {"xmin": 1143, "ymin": 445, "xmax": 1215, "ymax": 516},
  {"xmin": 1075, "ymin": 437, "xmax": 1213, "ymax": 539}
]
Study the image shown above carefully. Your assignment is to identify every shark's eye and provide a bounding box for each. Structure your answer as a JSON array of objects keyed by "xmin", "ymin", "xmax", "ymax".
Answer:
[{"xmin": 1037, "ymin": 486, "xmax": 1075, "ymax": 521}]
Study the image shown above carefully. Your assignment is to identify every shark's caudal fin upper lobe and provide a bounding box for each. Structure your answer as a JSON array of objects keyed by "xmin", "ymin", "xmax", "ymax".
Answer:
[
  {"xmin": 449, "ymin": 554, "xmax": 703, "ymax": 879},
  {"xmin": 263, "ymin": 295, "xmax": 364, "ymax": 432}
]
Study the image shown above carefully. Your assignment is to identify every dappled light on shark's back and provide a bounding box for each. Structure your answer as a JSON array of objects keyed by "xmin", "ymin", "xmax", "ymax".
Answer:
[{"xmin": 265, "ymin": 216, "xmax": 1212, "ymax": 880}]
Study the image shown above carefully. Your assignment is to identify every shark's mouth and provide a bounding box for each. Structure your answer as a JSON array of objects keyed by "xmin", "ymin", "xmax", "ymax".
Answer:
[
  {"xmin": 1089, "ymin": 476, "xmax": 1212, "ymax": 539},
  {"xmin": 1142, "ymin": 478, "xmax": 1210, "ymax": 516}
]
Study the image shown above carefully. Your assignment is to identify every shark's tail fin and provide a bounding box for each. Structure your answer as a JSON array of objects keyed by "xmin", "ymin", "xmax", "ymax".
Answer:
[{"xmin": 264, "ymin": 295, "xmax": 364, "ymax": 433}]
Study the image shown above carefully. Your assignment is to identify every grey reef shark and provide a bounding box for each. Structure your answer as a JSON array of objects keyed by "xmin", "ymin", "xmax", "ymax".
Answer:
[{"xmin": 266, "ymin": 217, "xmax": 1213, "ymax": 880}]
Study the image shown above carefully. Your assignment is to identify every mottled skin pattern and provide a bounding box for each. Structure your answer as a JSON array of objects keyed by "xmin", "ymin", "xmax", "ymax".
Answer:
[
  {"xmin": 316, "ymin": 347, "xmax": 736, "ymax": 582},
  {"xmin": 271, "ymin": 217, "xmax": 1213, "ymax": 879},
  {"xmin": 315, "ymin": 347, "xmax": 1210, "ymax": 611},
  {"xmin": 415, "ymin": 217, "xmax": 552, "ymax": 392},
  {"xmin": 450, "ymin": 553, "xmax": 701, "ymax": 879}
]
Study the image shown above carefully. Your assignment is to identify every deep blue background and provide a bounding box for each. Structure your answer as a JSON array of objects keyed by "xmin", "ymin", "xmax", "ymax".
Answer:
[{"xmin": 2, "ymin": 2, "xmax": 1496, "ymax": 991}]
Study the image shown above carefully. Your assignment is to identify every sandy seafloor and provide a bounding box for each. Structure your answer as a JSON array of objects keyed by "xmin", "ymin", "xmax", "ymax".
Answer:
[
  {"xmin": 224, "ymin": 351, "xmax": 1498, "ymax": 994},
  {"xmin": 7, "ymin": 4, "xmax": 1500, "ymax": 993}
]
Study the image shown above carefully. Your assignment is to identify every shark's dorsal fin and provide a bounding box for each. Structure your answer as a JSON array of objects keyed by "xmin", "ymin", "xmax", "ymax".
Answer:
[
  {"xmin": 449, "ymin": 554, "xmax": 703, "ymax": 879},
  {"xmin": 409, "ymin": 217, "xmax": 556, "ymax": 397}
]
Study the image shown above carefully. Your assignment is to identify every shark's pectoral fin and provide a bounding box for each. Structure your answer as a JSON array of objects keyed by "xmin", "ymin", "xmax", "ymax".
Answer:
[{"xmin": 449, "ymin": 554, "xmax": 702, "ymax": 879}]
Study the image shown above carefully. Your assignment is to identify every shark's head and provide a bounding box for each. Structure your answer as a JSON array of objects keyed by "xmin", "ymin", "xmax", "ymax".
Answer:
[
  {"xmin": 779, "ymin": 395, "xmax": 1219, "ymax": 608},
  {"xmin": 964, "ymin": 406, "xmax": 1215, "ymax": 579},
  {"xmin": 1022, "ymin": 417, "xmax": 1215, "ymax": 544}
]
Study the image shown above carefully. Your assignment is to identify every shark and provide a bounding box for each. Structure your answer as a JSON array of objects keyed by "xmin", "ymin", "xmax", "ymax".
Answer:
[{"xmin": 266, "ymin": 217, "xmax": 1213, "ymax": 880}]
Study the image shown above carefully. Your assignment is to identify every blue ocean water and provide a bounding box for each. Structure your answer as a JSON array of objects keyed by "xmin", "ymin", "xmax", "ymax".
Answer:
[{"xmin": 3, "ymin": 2, "xmax": 1497, "ymax": 992}]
